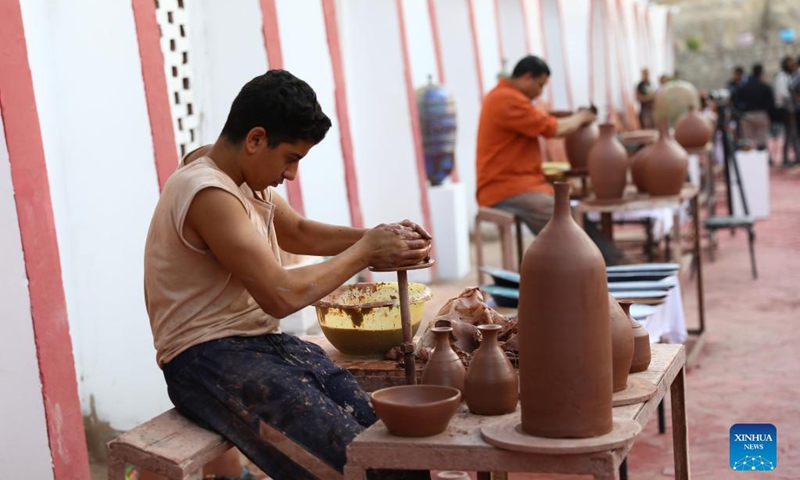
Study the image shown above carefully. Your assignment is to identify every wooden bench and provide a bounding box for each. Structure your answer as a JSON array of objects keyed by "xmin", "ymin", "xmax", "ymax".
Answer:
[{"xmin": 107, "ymin": 409, "xmax": 232, "ymax": 479}]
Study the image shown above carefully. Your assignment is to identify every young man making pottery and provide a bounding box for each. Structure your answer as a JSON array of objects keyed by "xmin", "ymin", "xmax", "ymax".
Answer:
[
  {"xmin": 476, "ymin": 55, "xmax": 625, "ymax": 265},
  {"xmin": 143, "ymin": 70, "xmax": 431, "ymax": 480}
]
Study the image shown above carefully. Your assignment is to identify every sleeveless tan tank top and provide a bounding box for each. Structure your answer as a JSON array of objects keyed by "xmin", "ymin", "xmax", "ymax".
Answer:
[{"xmin": 144, "ymin": 156, "xmax": 282, "ymax": 366}]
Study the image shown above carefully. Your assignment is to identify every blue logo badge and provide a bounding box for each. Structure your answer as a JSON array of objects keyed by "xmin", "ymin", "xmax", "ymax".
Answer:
[{"xmin": 730, "ymin": 424, "xmax": 777, "ymax": 471}]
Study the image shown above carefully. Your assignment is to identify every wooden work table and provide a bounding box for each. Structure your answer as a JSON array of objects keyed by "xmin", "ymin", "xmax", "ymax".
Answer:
[
  {"xmin": 304, "ymin": 338, "xmax": 689, "ymax": 480},
  {"xmin": 340, "ymin": 344, "xmax": 688, "ymax": 480}
]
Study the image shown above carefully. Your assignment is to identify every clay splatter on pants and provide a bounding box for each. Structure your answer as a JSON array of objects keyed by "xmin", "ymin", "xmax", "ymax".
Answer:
[{"xmin": 164, "ymin": 334, "xmax": 428, "ymax": 480}]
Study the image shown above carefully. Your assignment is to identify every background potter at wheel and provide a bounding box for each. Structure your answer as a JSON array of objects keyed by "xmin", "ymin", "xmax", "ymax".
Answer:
[{"xmin": 480, "ymin": 418, "xmax": 641, "ymax": 454}]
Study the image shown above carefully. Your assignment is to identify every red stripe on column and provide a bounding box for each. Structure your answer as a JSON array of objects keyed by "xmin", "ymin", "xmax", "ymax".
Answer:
[
  {"xmin": 0, "ymin": 2, "xmax": 91, "ymax": 479},
  {"xmin": 536, "ymin": 0, "xmax": 554, "ymax": 107},
  {"xmin": 466, "ymin": 0, "xmax": 486, "ymax": 100},
  {"xmin": 259, "ymin": 0, "xmax": 306, "ymax": 216},
  {"xmin": 132, "ymin": 0, "xmax": 179, "ymax": 192},
  {"xmin": 395, "ymin": 0, "xmax": 437, "ymax": 277},
  {"xmin": 518, "ymin": 0, "xmax": 532, "ymax": 54},
  {"xmin": 553, "ymin": 0, "xmax": 574, "ymax": 110},
  {"xmin": 426, "ymin": 0, "xmax": 447, "ymax": 84},
  {"xmin": 426, "ymin": 0, "xmax": 460, "ymax": 184},
  {"xmin": 588, "ymin": 0, "xmax": 596, "ymax": 104},
  {"xmin": 493, "ymin": 0, "xmax": 506, "ymax": 66},
  {"xmin": 321, "ymin": 0, "xmax": 364, "ymax": 229}
]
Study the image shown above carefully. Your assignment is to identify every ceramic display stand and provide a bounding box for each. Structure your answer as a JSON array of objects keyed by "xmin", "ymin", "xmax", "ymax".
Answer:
[
  {"xmin": 612, "ymin": 376, "xmax": 658, "ymax": 407},
  {"xmin": 429, "ymin": 183, "xmax": 470, "ymax": 280},
  {"xmin": 369, "ymin": 260, "xmax": 435, "ymax": 385},
  {"xmin": 481, "ymin": 417, "xmax": 641, "ymax": 455}
]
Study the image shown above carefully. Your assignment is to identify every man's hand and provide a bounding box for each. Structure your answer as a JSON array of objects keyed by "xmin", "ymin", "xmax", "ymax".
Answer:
[{"xmin": 361, "ymin": 222, "xmax": 433, "ymax": 268}]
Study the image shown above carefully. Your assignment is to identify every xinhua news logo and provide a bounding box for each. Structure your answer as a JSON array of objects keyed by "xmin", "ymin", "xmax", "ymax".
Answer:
[{"xmin": 730, "ymin": 424, "xmax": 777, "ymax": 472}]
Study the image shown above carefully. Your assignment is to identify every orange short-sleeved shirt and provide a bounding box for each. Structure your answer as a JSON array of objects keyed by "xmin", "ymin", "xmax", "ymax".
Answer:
[{"xmin": 476, "ymin": 78, "xmax": 558, "ymax": 207}]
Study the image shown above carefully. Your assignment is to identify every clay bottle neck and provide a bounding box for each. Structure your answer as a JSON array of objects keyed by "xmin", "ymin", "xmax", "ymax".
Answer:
[
  {"xmin": 658, "ymin": 122, "xmax": 671, "ymax": 139},
  {"xmin": 552, "ymin": 182, "xmax": 572, "ymax": 221},
  {"xmin": 434, "ymin": 329, "xmax": 452, "ymax": 350},
  {"xmin": 478, "ymin": 326, "xmax": 500, "ymax": 348},
  {"xmin": 599, "ymin": 123, "xmax": 615, "ymax": 138}
]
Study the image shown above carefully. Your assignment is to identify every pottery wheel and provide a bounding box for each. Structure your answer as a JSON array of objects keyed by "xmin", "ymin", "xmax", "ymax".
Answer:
[
  {"xmin": 369, "ymin": 259, "xmax": 435, "ymax": 272},
  {"xmin": 481, "ymin": 417, "xmax": 641, "ymax": 455},
  {"xmin": 612, "ymin": 376, "xmax": 658, "ymax": 407}
]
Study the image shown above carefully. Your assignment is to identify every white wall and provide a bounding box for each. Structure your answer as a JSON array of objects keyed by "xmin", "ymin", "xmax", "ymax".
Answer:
[
  {"xmin": 0, "ymin": 109, "xmax": 55, "ymax": 480},
  {"xmin": 276, "ymin": 0, "xmax": 352, "ymax": 227},
  {"xmin": 402, "ymin": 0, "xmax": 440, "ymax": 87},
  {"xmin": 540, "ymin": 0, "xmax": 572, "ymax": 110},
  {"xmin": 496, "ymin": 0, "xmax": 528, "ymax": 71},
  {"xmin": 472, "ymin": 0, "xmax": 503, "ymax": 91},
  {"xmin": 21, "ymin": 0, "xmax": 170, "ymax": 430},
  {"xmin": 434, "ymin": 0, "xmax": 483, "ymax": 222},
  {"xmin": 560, "ymin": 0, "xmax": 591, "ymax": 109}
]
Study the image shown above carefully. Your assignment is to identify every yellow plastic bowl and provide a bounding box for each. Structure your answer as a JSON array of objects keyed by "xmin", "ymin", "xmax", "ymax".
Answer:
[{"xmin": 314, "ymin": 282, "xmax": 432, "ymax": 357}]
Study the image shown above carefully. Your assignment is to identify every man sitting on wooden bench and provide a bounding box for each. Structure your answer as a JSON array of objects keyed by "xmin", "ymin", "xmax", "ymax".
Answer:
[{"xmin": 142, "ymin": 70, "xmax": 431, "ymax": 480}]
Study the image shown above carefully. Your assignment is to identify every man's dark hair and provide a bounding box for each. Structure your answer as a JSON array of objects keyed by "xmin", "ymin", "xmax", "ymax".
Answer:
[
  {"xmin": 511, "ymin": 55, "xmax": 551, "ymax": 79},
  {"xmin": 221, "ymin": 70, "xmax": 332, "ymax": 148},
  {"xmin": 751, "ymin": 63, "xmax": 763, "ymax": 78},
  {"xmin": 733, "ymin": 66, "xmax": 744, "ymax": 75}
]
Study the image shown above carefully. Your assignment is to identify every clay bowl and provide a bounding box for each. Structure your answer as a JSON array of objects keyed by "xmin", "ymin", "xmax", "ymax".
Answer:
[
  {"xmin": 314, "ymin": 282, "xmax": 432, "ymax": 357},
  {"xmin": 371, "ymin": 385, "xmax": 462, "ymax": 437}
]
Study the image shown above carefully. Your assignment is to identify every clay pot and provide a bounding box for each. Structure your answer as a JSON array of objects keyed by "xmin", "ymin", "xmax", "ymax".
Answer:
[
  {"xmin": 674, "ymin": 105, "xmax": 713, "ymax": 149},
  {"xmin": 370, "ymin": 385, "xmax": 461, "ymax": 437},
  {"xmin": 517, "ymin": 182, "xmax": 613, "ymax": 438},
  {"xmin": 565, "ymin": 121, "xmax": 599, "ymax": 169},
  {"xmin": 645, "ymin": 123, "xmax": 689, "ymax": 196},
  {"xmin": 629, "ymin": 144, "xmax": 652, "ymax": 194},
  {"xmin": 464, "ymin": 324, "xmax": 519, "ymax": 415},
  {"xmin": 421, "ymin": 326, "xmax": 466, "ymax": 394},
  {"xmin": 610, "ymin": 299, "xmax": 635, "ymax": 392},
  {"xmin": 625, "ymin": 302, "xmax": 651, "ymax": 373},
  {"xmin": 587, "ymin": 123, "xmax": 628, "ymax": 199}
]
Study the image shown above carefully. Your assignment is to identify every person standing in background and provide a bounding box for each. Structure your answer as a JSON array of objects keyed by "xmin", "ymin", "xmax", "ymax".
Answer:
[
  {"xmin": 636, "ymin": 68, "xmax": 656, "ymax": 129},
  {"xmin": 772, "ymin": 56, "xmax": 798, "ymax": 166},
  {"xmin": 733, "ymin": 63, "xmax": 775, "ymax": 153}
]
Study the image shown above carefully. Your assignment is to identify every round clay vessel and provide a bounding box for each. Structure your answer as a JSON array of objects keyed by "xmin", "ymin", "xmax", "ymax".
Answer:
[
  {"xmin": 625, "ymin": 303, "xmax": 651, "ymax": 373},
  {"xmin": 422, "ymin": 326, "xmax": 466, "ymax": 394},
  {"xmin": 464, "ymin": 324, "xmax": 519, "ymax": 415},
  {"xmin": 610, "ymin": 299, "xmax": 635, "ymax": 392},
  {"xmin": 370, "ymin": 385, "xmax": 461, "ymax": 437},
  {"xmin": 517, "ymin": 182, "xmax": 613, "ymax": 438},
  {"xmin": 673, "ymin": 105, "xmax": 713, "ymax": 149},
  {"xmin": 565, "ymin": 121, "xmax": 599, "ymax": 169},
  {"xmin": 587, "ymin": 123, "xmax": 628, "ymax": 199},
  {"xmin": 629, "ymin": 144, "xmax": 652, "ymax": 194},
  {"xmin": 645, "ymin": 123, "xmax": 688, "ymax": 196}
]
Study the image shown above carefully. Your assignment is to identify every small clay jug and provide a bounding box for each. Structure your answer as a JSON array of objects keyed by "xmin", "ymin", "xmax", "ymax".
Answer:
[
  {"xmin": 610, "ymin": 298, "xmax": 635, "ymax": 392},
  {"xmin": 674, "ymin": 105, "xmax": 713, "ymax": 149},
  {"xmin": 464, "ymin": 324, "xmax": 518, "ymax": 415},
  {"xmin": 421, "ymin": 326, "xmax": 466, "ymax": 394},
  {"xmin": 517, "ymin": 182, "xmax": 613, "ymax": 438},
  {"xmin": 645, "ymin": 123, "xmax": 688, "ymax": 196},
  {"xmin": 587, "ymin": 123, "xmax": 628, "ymax": 199},
  {"xmin": 629, "ymin": 144, "xmax": 652, "ymax": 194},
  {"xmin": 565, "ymin": 121, "xmax": 599, "ymax": 169},
  {"xmin": 625, "ymin": 303, "xmax": 651, "ymax": 373}
]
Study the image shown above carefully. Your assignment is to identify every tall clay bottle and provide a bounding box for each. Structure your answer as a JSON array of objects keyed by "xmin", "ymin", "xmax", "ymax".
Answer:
[
  {"xmin": 464, "ymin": 324, "xmax": 518, "ymax": 415},
  {"xmin": 610, "ymin": 299, "xmax": 635, "ymax": 392},
  {"xmin": 565, "ymin": 121, "xmax": 599, "ymax": 169},
  {"xmin": 517, "ymin": 182, "xmax": 613, "ymax": 438},
  {"xmin": 645, "ymin": 123, "xmax": 688, "ymax": 196},
  {"xmin": 421, "ymin": 326, "xmax": 466, "ymax": 394},
  {"xmin": 587, "ymin": 123, "xmax": 628, "ymax": 199},
  {"xmin": 674, "ymin": 105, "xmax": 713, "ymax": 149},
  {"xmin": 624, "ymin": 302, "xmax": 652, "ymax": 373}
]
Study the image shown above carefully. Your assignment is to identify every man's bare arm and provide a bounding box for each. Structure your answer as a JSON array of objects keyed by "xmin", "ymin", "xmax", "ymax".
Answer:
[
  {"xmin": 555, "ymin": 109, "xmax": 597, "ymax": 137},
  {"xmin": 185, "ymin": 188, "xmax": 430, "ymax": 318}
]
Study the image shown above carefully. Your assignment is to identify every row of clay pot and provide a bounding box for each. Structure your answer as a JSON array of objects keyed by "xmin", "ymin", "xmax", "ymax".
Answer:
[
  {"xmin": 421, "ymin": 323, "xmax": 518, "ymax": 416},
  {"xmin": 610, "ymin": 298, "xmax": 652, "ymax": 392},
  {"xmin": 567, "ymin": 107, "xmax": 712, "ymax": 199}
]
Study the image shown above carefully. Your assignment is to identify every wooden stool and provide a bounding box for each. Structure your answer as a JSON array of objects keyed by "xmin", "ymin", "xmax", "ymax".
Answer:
[
  {"xmin": 704, "ymin": 215, "xmax": 758, "ymax": 279},
  {"xmin": 475, "ymin": 207, "xmax": 524, "ymax": 285},
  {"xmin": 107, "ymin": 409, "xmax": 344, "ymax": 480}
]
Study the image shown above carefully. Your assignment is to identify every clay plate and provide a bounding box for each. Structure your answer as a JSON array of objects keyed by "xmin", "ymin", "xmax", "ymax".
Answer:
[
  {"xmin": 481, "ymin": 417, "xmax": 642, "ymax": 454},
  {"xmin": 612, "ymin": 376, "xmax": 658, "ymax": 407},
  {"xmin": 369, "ymin": 259, "xmax": 435, "ymax": 272}
]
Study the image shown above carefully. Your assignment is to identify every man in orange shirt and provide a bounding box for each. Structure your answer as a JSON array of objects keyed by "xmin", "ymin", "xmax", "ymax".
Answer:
[{"xmin": 476, "ymin": 55, "xmax": 623, "ymax": 264}]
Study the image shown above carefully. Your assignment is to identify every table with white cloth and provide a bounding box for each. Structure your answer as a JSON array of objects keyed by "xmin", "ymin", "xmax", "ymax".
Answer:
[{"xmin": 573, "ymin": 185, "xmax": 706, "ymax": 367}]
